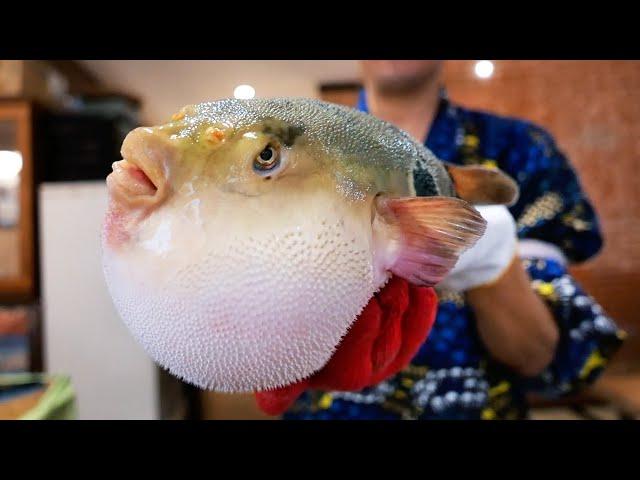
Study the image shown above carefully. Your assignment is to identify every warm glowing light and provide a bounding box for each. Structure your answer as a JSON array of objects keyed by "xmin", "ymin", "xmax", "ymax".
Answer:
[
  {"xmin": 0, "ymin": 150, "xmax": 23, "ymax": 183},
  {"xmin": 474, "ymin": 60, "xmax": 494, "ymax": 79},
  {"xmin": 234, "ymin": 84, "xmax": 256, "ymax": 99}
]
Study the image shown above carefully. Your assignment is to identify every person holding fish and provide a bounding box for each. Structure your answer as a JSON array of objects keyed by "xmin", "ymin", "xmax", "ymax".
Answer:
[
  {"xmin": 278, "ymin": 61, "xmax": 626, "ymax": 419},
  {"xmin": 101, "ymin": 61, "xmax": 624, "ymax": 420}
]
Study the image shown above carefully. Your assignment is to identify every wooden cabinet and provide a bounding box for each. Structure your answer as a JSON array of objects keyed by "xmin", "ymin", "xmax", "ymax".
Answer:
[{"xmin": 0, "ymin": 100, "xmax": 36, "ymax": 303}]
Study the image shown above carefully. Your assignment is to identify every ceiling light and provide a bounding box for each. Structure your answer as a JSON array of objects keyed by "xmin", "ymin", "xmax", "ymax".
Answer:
[
  {"xmin": 474, "ymin": 61, "xmax": 494, "ymax": 79},
  {"xmin": 234, "ymin": 84, "xmax": 255, "ymax": 99}
]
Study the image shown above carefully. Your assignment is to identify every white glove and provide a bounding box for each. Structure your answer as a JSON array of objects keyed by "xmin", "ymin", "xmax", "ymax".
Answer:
[{"xmin": 437, "ymin": 205, "xmax": 517, "ymax": 292}]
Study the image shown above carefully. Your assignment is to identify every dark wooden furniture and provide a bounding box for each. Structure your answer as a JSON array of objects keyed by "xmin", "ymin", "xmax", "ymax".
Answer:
[{"xmin": 0, "ymin": 100, "xmax": 36, "ymax": 303}]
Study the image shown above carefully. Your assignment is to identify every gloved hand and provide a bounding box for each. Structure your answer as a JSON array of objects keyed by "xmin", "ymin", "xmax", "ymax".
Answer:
[{"xmin": 437, "ymin": 205, "xmax": 518, "ymax": 292}]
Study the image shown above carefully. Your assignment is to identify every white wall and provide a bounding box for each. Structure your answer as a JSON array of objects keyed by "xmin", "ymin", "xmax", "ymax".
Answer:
[
  {"xmin": 39, "ymin": 182, "xmax": 159, "ymax": 419},
  {"xmin": 81, "ymin": 60, "xmax": 359, "ymax": 124}
]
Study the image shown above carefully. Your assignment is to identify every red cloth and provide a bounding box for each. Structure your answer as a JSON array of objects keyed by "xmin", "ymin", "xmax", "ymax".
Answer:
[{"xmin": 254, "ymin": 276, "xmax": 438, "ymax": 415}]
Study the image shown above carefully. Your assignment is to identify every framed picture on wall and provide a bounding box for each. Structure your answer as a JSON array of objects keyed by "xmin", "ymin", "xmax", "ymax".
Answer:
[{"xmin": 319, "ymin": 82, "xmax": 361, "ymax": 107}]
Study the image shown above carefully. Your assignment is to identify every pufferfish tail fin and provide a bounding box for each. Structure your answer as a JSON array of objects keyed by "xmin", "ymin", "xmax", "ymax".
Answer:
[{"xmin": 374, "ymin": 196, "xmax": 487, "ymax": 287}]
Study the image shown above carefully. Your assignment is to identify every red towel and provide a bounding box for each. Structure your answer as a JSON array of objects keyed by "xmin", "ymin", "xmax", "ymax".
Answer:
[{"xmin": 255, "ymin": 276, "xmax": 438, "ymax": 415}]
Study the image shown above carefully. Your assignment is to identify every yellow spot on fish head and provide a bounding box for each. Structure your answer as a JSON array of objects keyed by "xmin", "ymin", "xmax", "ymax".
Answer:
[
  {"xmin": 170, "ymin": 105, "xmax": 196, "ymax": 122},
  {"xmin": 171, "ymin": 110, "xmax": 186, "ymax": 122},
  {"xmin": 203, "ymin": 126, "xmax": 227, "ymax": 146}
]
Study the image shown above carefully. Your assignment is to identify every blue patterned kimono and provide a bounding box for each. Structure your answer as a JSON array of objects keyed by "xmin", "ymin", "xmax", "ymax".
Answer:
[{"xmin": 283, "ymin": 90, "xmax": 625, "ymax": 420}]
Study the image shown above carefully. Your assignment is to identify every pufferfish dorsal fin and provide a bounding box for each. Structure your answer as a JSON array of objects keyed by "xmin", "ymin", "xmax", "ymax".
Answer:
[
  {"xmin": 374, "ymin": 196, "xmax": 487, "ymax": 287},
  {"xmin": 445, "ymin": 164, "xmax": 519, "ymax": 206}
]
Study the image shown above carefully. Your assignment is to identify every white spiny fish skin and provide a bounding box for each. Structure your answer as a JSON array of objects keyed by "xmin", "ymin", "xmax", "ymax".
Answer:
[{"xmin": 103, "ymin": 190, "xmax": 379, "ymax": 392}]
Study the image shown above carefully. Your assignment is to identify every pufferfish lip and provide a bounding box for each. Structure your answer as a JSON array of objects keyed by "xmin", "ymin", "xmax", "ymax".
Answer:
[
  {"xmin": 107, "ymin": 127, "xmax": 173, "ymax": 208},
  {"xmin": 107, "ymin": 158, "xmax": 164, "ymax": 208}
]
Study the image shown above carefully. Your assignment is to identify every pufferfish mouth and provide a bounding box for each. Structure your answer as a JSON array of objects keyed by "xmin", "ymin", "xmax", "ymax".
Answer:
[
  {"xmin": 110, "ymin": 160, "xmax": 156, "ymax": 195},
  {"xmin": 106, "ymin": 128, "xmax": 171, "ymax": 208},
  {"xmin": 107, "ymin": 159, "xmax": 164, "ymax": 209}
]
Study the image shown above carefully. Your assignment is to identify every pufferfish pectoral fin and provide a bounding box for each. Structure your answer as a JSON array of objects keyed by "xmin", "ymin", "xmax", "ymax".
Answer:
[{"xmin": 373, "ymin": 196, "xmax": 487, "ymax": 287}]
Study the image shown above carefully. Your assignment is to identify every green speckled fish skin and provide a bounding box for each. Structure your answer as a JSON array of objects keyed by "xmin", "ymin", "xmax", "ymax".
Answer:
[{"xmin": 165, "ymin": 98, "xmax": 455, "ymax": 200}]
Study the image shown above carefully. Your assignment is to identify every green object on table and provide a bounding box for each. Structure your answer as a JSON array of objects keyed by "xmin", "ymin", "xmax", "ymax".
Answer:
[{"xmin": 0, "ymin": 373, "xmax": 77, "ymax": 420}]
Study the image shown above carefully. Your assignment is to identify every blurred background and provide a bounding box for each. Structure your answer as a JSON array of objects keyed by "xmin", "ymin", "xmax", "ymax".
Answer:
[{"xmin": 0, "ymin": 60, "xmax": 638, "ymax": 419}]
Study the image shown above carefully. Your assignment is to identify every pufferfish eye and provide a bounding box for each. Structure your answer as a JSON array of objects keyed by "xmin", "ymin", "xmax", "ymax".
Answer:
[{"xmin": 253, "ymin": 145, "xmax": 280, "ymax": 173}]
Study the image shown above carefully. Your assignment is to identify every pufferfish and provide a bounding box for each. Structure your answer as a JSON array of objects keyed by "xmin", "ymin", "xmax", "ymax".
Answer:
[{"xmin": 102, "ymin": 98, "xmax": 517, "ymax": 393}]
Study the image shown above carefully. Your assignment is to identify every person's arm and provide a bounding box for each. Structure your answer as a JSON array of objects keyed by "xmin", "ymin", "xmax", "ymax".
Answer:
[
  {"xmin": 438, "ymin": 205, "xmax": 559, "ymax": 376},
  {"xmin": 466, "ymin": 258, "xmax": 558, "ymax": 376},
  {"xmin": 494, "ymin": 122, "xmax": 623, "ymax": 396},
  {"xmin": 439, "ymin": 120, "xmax": 625, "ymax": 385}
]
